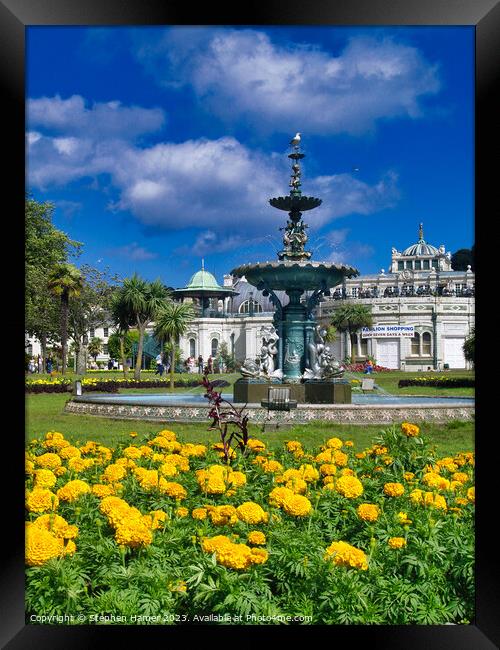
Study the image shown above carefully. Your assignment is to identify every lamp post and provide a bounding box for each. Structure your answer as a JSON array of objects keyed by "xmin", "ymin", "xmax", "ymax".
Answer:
[
  {"xmin": 249, "ymin": 291, "xmax": 254, "ymax": 317},
  {"xmin": 431, "ymin": 307, "xmax": 438, "ymax": 370}
]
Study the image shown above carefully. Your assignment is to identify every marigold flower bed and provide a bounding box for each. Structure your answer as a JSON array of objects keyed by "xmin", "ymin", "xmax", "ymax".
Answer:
[
  {"xmin": 25, "ymin": 376, "xmax": 209, "ymax": 393},
  {"xmin": 25, "ymin": 424, "xmax": 475, "ymax": 625}
]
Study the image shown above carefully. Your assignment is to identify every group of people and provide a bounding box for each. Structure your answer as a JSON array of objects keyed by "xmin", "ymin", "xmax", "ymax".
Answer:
[
  {"xmin": 184, "ymin": 354, "xmax": 226, "ymax": 374},
  {"xmin": 27, "ymin": 356, "xmax": 55, "ymax": 374}
]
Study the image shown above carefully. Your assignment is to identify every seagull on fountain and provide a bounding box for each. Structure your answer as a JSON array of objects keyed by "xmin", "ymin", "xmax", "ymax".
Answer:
[{"xmin": 290, "ymin": 132, "xmax": 301, "ymax": 147}]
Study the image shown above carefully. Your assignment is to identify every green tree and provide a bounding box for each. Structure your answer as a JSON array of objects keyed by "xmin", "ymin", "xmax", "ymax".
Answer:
[
  {"xmin": 329, "ymin": 302, "xmax": 373, "ymax": 365},
  {"xmin": 47, "ymin": 263, "xmax": 84, "ymax": 374},
  {"xmin": 451, "ymin": 247, "xmax": 474, "ymax": 271},
  {"xmin": 463, "ymin": 328, "xmax": 475, "ymax": 366},
  {"xmin": 25, "ymin": 196, "xmax": 81, "ymax": 370},
  {"xmin": 154, "ymin": 301, "xmax": 195, "ymax": 389},
  {"xmin": 117, "ymin": 274, "xmax": 171, "ymax": 379},
  {"xmin": 87, "ymin": 337, "xmax": 103, "ymax": 363},
  {"xmin": 110, "ymin": 289, "xmax": 136, "ymax": 377}
]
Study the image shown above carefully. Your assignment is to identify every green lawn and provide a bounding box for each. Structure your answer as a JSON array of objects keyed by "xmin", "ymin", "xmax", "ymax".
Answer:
[{"xmin": 25, "ymin": 390, "xmax": 474, "ymax": 457}]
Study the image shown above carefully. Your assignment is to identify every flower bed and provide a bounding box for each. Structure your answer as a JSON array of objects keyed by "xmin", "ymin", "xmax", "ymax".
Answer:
[
  {"xmin": 343, "ymin": 363, "xmax": 392, "ymax": 372},
  {"xmin": 25, "ymin": 424, "xmax": 474, "ymax": 625},
  {"xmin": 398, "ymin": 378, "xmax": 475, "ymax": 389},
  {"xmin": 26, "ymin": 376, "xmax": 209, "ymax": 393}
]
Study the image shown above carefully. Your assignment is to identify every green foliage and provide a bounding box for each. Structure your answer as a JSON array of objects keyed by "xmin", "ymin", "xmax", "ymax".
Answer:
[
  {"xmin": 329, "ymin": 302, "xmax": 373, "ymax": 363},
  {"xmin": 451, "ymin": 247, "xmax": 474, "ymax": 272},
  {"xmin": 462, "ymin": 328, "xmax": 475, "ymax": 366}
]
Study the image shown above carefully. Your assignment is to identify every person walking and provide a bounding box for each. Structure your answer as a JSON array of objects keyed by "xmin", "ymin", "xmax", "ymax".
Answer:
[
  {"xmin": 207, "ymin": 355, "xmax": 213, "ymax": 373},
  {"xmin": 46, "ymin": 357, "xmax": 53, "ymax": 374},
  {"xmin": 37, "ymin": 356, "xmax": 43, "ymax": 373},
  {"xmin": 198, "ymin": 355, "xmax": 204, "ymax": 373},
  {"xmin": 154, "ymin": 353, "xmax": 164, "ymax": 376}
]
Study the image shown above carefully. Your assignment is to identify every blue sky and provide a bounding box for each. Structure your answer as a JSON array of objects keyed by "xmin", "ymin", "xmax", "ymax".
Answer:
[{"xmin": 26, "ymin": 26, "xmax": 474, "ymax": 288}]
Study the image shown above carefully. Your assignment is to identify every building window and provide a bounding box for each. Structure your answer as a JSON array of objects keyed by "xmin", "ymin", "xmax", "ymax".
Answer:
[
  {"xmin": 414, "ymin": 260, "xmax": 422, "ymax": 270},
  {"xmin": 89, "ymin": 328, "xmax": 95, "ymax": 339},
  {"xmin": 189, "ymin": 338, "xmax": 196, "ymax": 357},
  {"xmin": 411, "ymin": 333, "xmax": 420, "ymax": 355},
  {"xmin": 422, "ymin": 332, "xmax": 432, "ymax": 355},
  {"xmin": 411, "ymin": 332, "xmax": 432, "ymax": 356},
  {"xmin": 360, "ymin": 336, "xmax": 368, "ymax": 356},
  {"xmin": 239, "ymin": 300, "xmax": 263, "ymax": 314},
  {"xmin": 103, "ymin": 344, "xmax": 108, "ymax": 355},
  {"xmin": 398, "ymin": 261, "xmax": 404, "ymax": 271},
  {"xmin": 103, "ymin": 327, "xmax": 109, "ymax": 338},
  {"xmin": 405, "ymin": 261, "xmax": 413, "ymax": 270},
  {"xmin": 423, "ymin": 260, "xmax": 430, "ymax": 270},
  {"xmin": 351, "ymin": 287, "xmax": 358, "ymax": 298},
  {"xmin": 211, "ymin": 338, "xmax": 219, "ymax": 357},
  {"xmin": 432, "ymin": 260, "xmax": 439, "ymax": 269}
]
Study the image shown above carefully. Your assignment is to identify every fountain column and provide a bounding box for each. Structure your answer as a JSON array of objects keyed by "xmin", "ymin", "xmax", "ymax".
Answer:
[{"xmin": 282, "ymin": 289, "xmax": 307, "ymax": 382}]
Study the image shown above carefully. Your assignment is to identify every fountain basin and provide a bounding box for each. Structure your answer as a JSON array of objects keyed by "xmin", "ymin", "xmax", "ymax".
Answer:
[{"xmin": 64, "ymin": 393, "xmax": 474, "ymax": 425}]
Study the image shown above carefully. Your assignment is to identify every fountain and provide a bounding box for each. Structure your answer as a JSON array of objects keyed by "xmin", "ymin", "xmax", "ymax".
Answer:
[{"xmin": 231, "ymin": 138, "xmax": 359, "ymax": 404}]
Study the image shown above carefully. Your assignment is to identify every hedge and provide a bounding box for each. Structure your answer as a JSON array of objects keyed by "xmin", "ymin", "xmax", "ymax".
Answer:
[{"xmin": 398, "ymin": 378, "xmax": 475, "ymax": 388}]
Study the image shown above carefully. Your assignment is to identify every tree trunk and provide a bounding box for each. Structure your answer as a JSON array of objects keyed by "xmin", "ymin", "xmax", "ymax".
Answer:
[
  {"xmin": 40, "ymin": 333, "xmax": 47, "ymax": 373},
  {"xmin": 349, "ymin": 330, "xmax": 356, "ymax": 365},
  {"xmin": 61, "ymin": 292, "xmax": 69, "ymax": 375},
  {"xmin": 134, "ymin": 325, "xmax": 144, "ymax": 380},
  {"xmin": 76, "ymin": 340, "xmax": 86, "ymax": 375},
  {"xmin": 120, "ymin": 335, "xmax": 128, "ymax": 378},
  {"xmin": 170, "ymin": 335, "xmax": 175, "ymax": 390}
]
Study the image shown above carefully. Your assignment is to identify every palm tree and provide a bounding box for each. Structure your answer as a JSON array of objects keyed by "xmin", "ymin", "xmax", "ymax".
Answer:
[
  {"xmin": 47, "ymin": 263, "xmax": 84, "ymax": 374},
  {"xmin": 110, "ymin": 290, "xmax": 135, "ymax": 377},
  {"xmin": 329, "ymin": 302, "xmax": 373, "ymax": 365},
  {"xmin": 87, "ymin": 337, "xmax": 103, "ymax": 364},
  {"xmin": 154, "ymin": 301, "xmax": 195, "ymax": 390},
  {"xmin": 118, "ymin": 274, "xmax": 170, "ymax": 379}
]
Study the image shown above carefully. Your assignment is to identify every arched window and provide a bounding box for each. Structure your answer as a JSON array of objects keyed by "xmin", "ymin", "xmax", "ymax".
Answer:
[
  {"xmin": 360, "ymin": 335, "xmax": 368, "ymax": 357},
  {"xmin": 411, "ymin": 333, "xmax": 420, "ymax": 355},
  {"xmin": 211, "ymin": 338, "xmax": 219, "ymax": 357},
  {"xmin": 189, "ymin": 338, "xmax": 196, "ymax": 357},
  {"xmin": 422, "ymin": 332, "xmax": 432, "ymax": 356},
  {"xmin": 239, "ymin": 300, "xmax": 263, "ymax": 314}
]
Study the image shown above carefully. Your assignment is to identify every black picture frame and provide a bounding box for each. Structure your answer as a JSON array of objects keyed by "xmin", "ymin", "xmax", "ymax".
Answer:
[{"xmin": 5, "ymin": 0, "xmax": 499, "ymax": 647}]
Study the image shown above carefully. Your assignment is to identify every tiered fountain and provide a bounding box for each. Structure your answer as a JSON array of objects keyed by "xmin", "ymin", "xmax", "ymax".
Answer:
[{"xmin": 231, "ymin": 138, "xmax": 359, "ymax": 404}]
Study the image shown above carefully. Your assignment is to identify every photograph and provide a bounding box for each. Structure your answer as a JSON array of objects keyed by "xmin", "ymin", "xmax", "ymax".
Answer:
[{"xmin": 4, "ymin": 1, "xmax": 497, "ymax": 646}]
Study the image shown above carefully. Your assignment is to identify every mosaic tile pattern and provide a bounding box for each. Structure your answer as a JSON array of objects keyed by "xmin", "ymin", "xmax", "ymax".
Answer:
[{"xmin": 64, "ymin": 398, "xmax": 474, "ymax": 424}]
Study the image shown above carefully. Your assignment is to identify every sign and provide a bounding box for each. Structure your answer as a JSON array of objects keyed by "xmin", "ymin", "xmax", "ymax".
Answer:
[{"xmin": 361, "ymin": 326, "xmax": 415, "ymax": 338}]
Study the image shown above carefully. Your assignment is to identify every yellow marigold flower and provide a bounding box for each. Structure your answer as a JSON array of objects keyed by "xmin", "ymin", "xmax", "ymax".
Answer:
[
  {"xmin": 169, "ymin": 580, "xmax": 187, "ymax": 593},
  {"xmin": 208, "ymin": 505, "xmax": 238, "ymax": 526},
  {"xmin": 227, "ymin": 471, "xmax": 247, "ymax": 488},
  {"xmin": 164, "ymin": 454, "xmax": 190, "ymax": 472},
  {"xmin": 323, "ymin": 476, "xmax": 335, "ymax": 485},
  {"xmin": 355, "ymin": 452, "xmax": 366, "ymax": 459},
  {"xmin": 102, "ymin": 463, "xmax": 127, "ymax": 483},
  {"xmin": 397, "ymin": 512, "xmax": 412, "ymax": 525},
  {"xmin": 54, "ymin": 467, "xmax": 67, "ymax": 477},
  {"xmin": 388, "ymin": 537, "xmax": 407, "ymax": 549},
  {"xmin": 34, "ymin": 469, "xmax": 57, "ymax": 489},
  {"xmin": 253, "ymin": 455, "xmax": 268, "ymax": 467},
  {"xmin": 436, "ymin": 457, "xmax": 458, "ymax": 473},
  {"xmin": 43, "ymin": 432, "xmax": 70, "ymax": 451},
  {"xmin": 467, "ymin": 487, "xmax": 475, "ymax": 503},
  {"xmin": 285, "ymin": 441, "xmax": 303, "ymax": 453},
  {"xmin": 129, "ymin": 432, "xmax": 138, "ymax": 438},
  {"xmin": 422, "ymin": 472, "xmax": 450, "ymax": 491},
  {"xmin": 315, "ymin": 449, "xmax": 333, "ymax": 463},
  {"xmin": 336, "ymin": 475, "xmax": 364, "ymax": 499},
  {"xmin": 135, "ymin": 468, "xmax": 159, "ymax": 490},
  {"xmin": 146, "ymin": 509, "xmax": 167, "ymax": 529},
  {"xmin": 157, "ymin": 429, "xmax": 177, "ymax": 441},
  {"xmin": 160, "ymin": 481, "xmax": 187, "ymax": 501},
  {"xmin": 455, "ymin": 497, "xmax": 468, "ymax": 506},
  {"xmin": 403, "ymin": 472, "xmax": 415, "ymax": 481},
  {"xmin": 67, "ymin": 457, "xmax": 90, "ymax": 473},
  {"xmin": 285, "ymin": 477, "xmax": 308, "ymax": 494},
  {"xmin": 192, "ymin": 507, "xmax": 208, "ymax": 520},
  {"xmin": 32, "ymin": 514, "xmax": 78, "ymax": 540},
  {"xmin": 268, "ymin": 486, "xmax": 295, "ymax": 508},
  {"xmin": 149, "ymin": 435, "xmax": 180, "ymax": 451},
  {"xmin": 96, "ymin": 446, "xmax": 113, "ymax": 462},
  {"xmin": 59, "ymin": 445, "xmax": 81, "ymax": 460},
  {"xmin": 452, "ymin": 472, "xmax": 469, "ymax": 484},
  {"xmin": 326, "ymin": 437, "xmax": 343, "ymax": 449},
  {"xmin": 250, "ymin": 548, "xmax": 268, "ymax": 564},
  {"xmin": 324, "ymin": 541, "xmax": 368, "ymax": 570},
  {"xmin": 433, "ymin": 494, "xmax": 448, "ymax": 510},
  {"xmin": 114, "ymin": 517, "xmax": 153, "ymax": 548},
  {"xmin": 401, "ymin": 422, "xmax": 420, "ymax": 438},
  {"xmin": 236, "ymin": 502, "xmax": 268, "ymax": 524},
  {"xmin": 262, "ymin": 460, "xmax": 283, "ymax": 474},
  {"xmin": 357, "ymin": 503, "xmax": 380, "ymax": 522},
  {"xmin": 25, "ymin": 459, "xmax": 35, "ymax": 475},
  {"xmin": 299, "ymin": 464, "xmax": 320, "ymax": 482},
  {"xmin": 247, "ymin": 531, "xmax": 266, "ymax": 545},
  {"xmin": 138, "ymin": 445, "xmax": 154, "ymax": 458},
  {"xmin": 339, "ymin": 468, "xmax": 355, "ymax": 476},
  {"xmin": 159, "ymin": 462, "xmax": 178, "ymax": 478},
  {"xmin": 332, "ymin": 450, "xmax": 348, "ymax": 467},
  {"xmin": 282, "ymin": 494, "xmax": 312, "ymax": 517},
  {"xmin": 92, "ymin": 483, "xmax": 115, "ymax": 498},
  {"xmin": 25, "ymin": 523, "xmax": 68, "ymax": 566},
  {"xmin": 201, "ymin": 535, "xmax": 267, "ymax": 570},
  {"xmin": 320, "ymin": 463, "xmax": 337, "ymax": 476},
  {"xmin": 79, "ymin": 441, "xmax": 98, "ymax": 455},
  {"xmin": 176, "ymin": 507, "xmax": 189, "ymax": 518},
  {"xmin": 180, "ymin": 443, "xmax": 207, "ymax": 458},
  {"xmin": 373, "ymin": 445, "xmax": 388, "ymax": 456},
  {"xmin": 26, "ymin": 488, "xmax": 59, "ymax": 513},
  {"xmin": 247, "ymin": 438, "xmax": 266, "ymax": 452},
  {"xmin": 57, "ymin": 480, "xmax": 91, "ymax": 503},
  {"xmin": 122, "ymin": 446, "xmax": 142, "ymax": 460},
  {"xmin": 383, "ymin": 482, "xmax": 405, "ymax": 497},
  {"xmin": 99, "ymin": 496, "xmax": 130, "ymax": 516},
  {"xmin": 35, "ymin": 453, "xmax": 62, "ymax": 470},
  {"xmin": 344, "ymin": 440, "xmax": 354, "ymax": 447}
]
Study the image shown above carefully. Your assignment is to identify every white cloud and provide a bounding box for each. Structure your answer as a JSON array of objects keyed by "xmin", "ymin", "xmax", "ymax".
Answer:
[
  {"xmin": 26, "ymin": 96, "xmax": 400, "ymax": 240},
  {"xmin": 134, "ymin": 29, "xmax": 440, "ymax": 135},
  {"xmin": 27, "ymin": 94, "xmax": 166, "ymax": 140},
  {"xmin": 108, "ymin": 242, "xmax": 158, "ymax": 261}
]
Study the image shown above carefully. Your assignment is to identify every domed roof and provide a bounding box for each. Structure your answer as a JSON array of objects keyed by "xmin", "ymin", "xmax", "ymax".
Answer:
[
  {"xmin": 402, "ymin": 223, "xmax": 439, "ymax": 257},
  {"xmin": 186, "ymin": 269, "xmax": 219, "ymax": 290}
]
